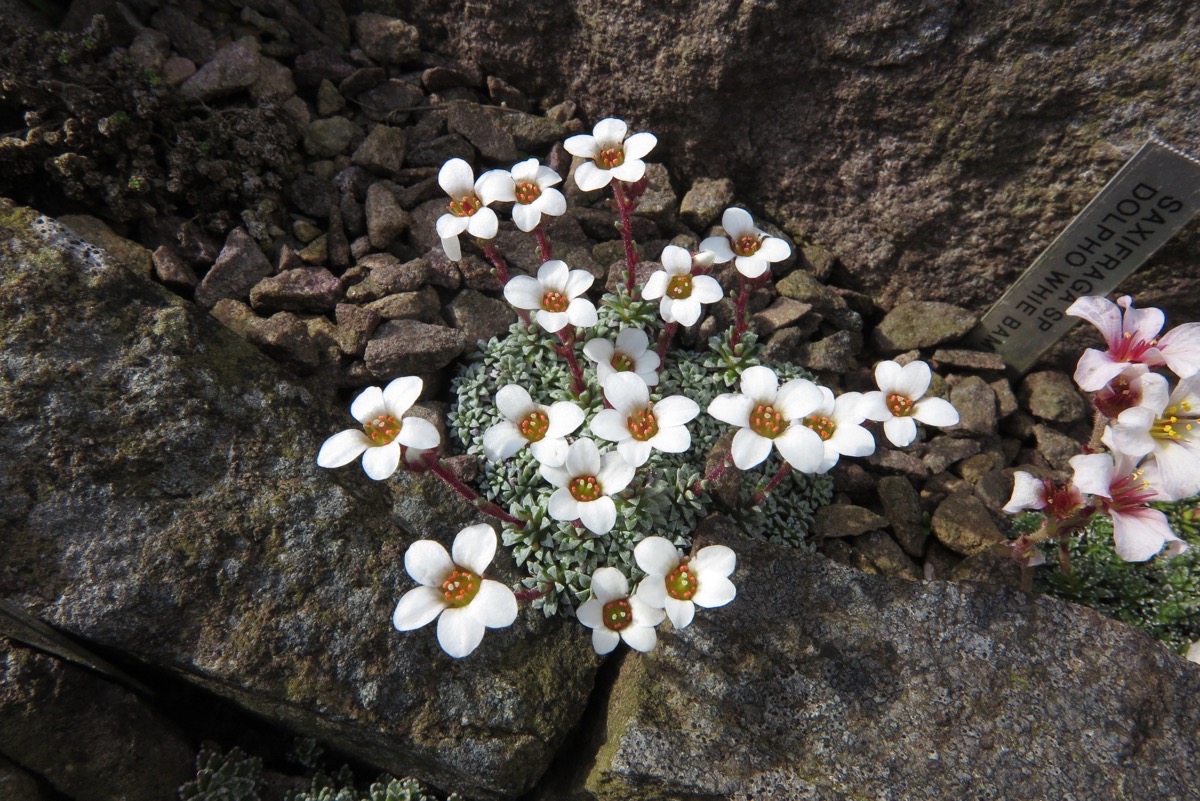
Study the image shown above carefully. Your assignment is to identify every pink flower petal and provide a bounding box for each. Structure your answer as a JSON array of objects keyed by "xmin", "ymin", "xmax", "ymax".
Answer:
[{"xmin": 1066, "ymin": 295, "xmax": 1122, "ymax": 347}]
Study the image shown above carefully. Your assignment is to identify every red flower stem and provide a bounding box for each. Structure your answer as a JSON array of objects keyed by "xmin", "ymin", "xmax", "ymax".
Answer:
[
  {"xmin": 421, "ymin": 452, "xmax": 526, "ymax": 528},
  {"xmin": 753, "ymin": 462, "xmax": 793, "ymax": 505},
  {"xmin": 533, "ymin": 224, "xmax": 553, "ymax": 263},
  {"xmin": 691, "ymin": 454, "xmax": 732, "ymax": 495},
  {"xmin": 612, "ymin": 181, "xmax": 640, "ymax": 296},
  {"xmin": 556, "ymin": 328, "xmax": 586, "ymax": 395},
  {"xmin": 730, "ymin": 274, "xmax": 750, "ymax": 348},
  {"xmin": 514, "ymin": 587, "xmax": 546, "ymax": 602},
  {"xmin": 482, "ymin": 243, "xmax": 531, "ymax": 325},
  {"xmin": 657, "ymin": 321, "xmax": 678, "ymax": 364}
]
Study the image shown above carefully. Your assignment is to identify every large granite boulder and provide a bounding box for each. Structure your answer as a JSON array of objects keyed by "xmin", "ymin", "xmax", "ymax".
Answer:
[
  {"xmin": 574, "ymin": 516, "xmax": 1200, "ymax": 800},
  {"xmin": 391, "ymin": 0, "xmax": 1200, "ymax": 324},
  {"xmin": 0, "ymin": 200, "xmax": 598, "ymax": 800}
]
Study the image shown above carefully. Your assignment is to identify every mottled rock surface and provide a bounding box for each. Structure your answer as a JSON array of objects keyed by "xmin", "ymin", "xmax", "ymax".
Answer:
[
  {"xmin": 392, "ymin": 0, "xmax": 1200, "ymax": 329},
  {"xmin": 0, "ymin": 201, "xmax": 597, "ymax": 800},
  {"xmin": 578, "ymin": 516, "xmax": 1200, "ymax": 801}
]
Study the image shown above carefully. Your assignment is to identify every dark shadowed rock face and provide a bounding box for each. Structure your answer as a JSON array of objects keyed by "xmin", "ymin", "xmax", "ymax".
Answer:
[
  {"xmin": 0, "ymin": 200, "xmax": 598, "ymax": 800},
  {"xmin": 579, "ymin": 516, "xmax": 1200, "ymax": 801},
  {"xmin": 391, "ymin": 0, "xmax": 1200, "ymax": 324}
]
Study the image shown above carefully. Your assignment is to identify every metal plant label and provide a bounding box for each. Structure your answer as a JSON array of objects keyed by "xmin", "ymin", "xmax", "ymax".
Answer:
[{"xmin": 969, "ymin": 139, "xmax": 1200, "ymax": 373}]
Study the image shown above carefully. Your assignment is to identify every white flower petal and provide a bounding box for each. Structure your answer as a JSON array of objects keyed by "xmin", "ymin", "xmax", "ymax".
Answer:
[
  {"xmin": 635, "ymin": 575, "xmax": 667, "ymax": 608},
  {"xmin": 708, "ymin": 393, "xmax": 754, "ymax": 427},
  {"xmin": 476, "ymin": 169, "xmax": 515, "ymax": 204},
  {"xmin": 774, "ymin": 425, "xmax": 825, "ymax": 473},
  {"xmin": 1066, "ymin": 295, "xmax": 1122, "ymax": 347},
  {"xmin": 392, "ymin": 586, "xmax": 447, "ymax": 631},
  {"xmin": 591, "ymin": 409, "xmax": 631, "ymax": 443},
  {"xmin": 543, "ymin": 401, "xmax": 584, "ymax": 437},
  {"xmin": 647, "ymin": 424, "xmax": 690, "ymax": 454},
  {"xmin": 528, "ymin": 437, "xmax": 568, "ymax": 468},
  {"xmin": 362, "ymin": 442, "xmax": 402, "ymax": 479},
  {"xmin": 397, "ymin": 417, "xmax": 441, "ymax": 450},
  {"xmin": 894, "ymin": 361, "xmax": 933, "ymax": 400},
  {"xmin": 540, "ymin": 463, "xmax": 571, "ymax": 488},
  {"xmin": 563, "ymin": 133, "xmax": 598, "ymax": 159},
  {"xmin": 317, "ymin": 429, "xmax": 372, "ymax": 468},
  {"xmin": 873, "ymin": 360, "xmax": 904, "ymax": 393},
  {"xmin": 1073, "ymin": 349, "xmax": 1127, "ymax": 393},
  {"xmin": 616, "ymin": 327, "xmax": 650, "ymax": 354},
  {"xmin": 604, "ymin": 372, "xmax": 649, "ymax": 414},
  {"xmin": 536, "ymin": 309, "xmax": 570, "ymax": 332},
  {"xmin": 483, "ymin": 420, "xmax": 526, "ymax": 462},
  {"xmin": 511, "ymin": 202, "xmax": 541, "ymax": 232},
  {"xmin": 883, "ymin": 416, "xmax": 918, "ymax": 447},
  {"xmin": 721, "ymin": 207, "xmax": 756, "ymax": 238},
  {"xmin": 1069, "ymin": 454, "xmax": 1115, "ymax": 499},
  {"xmin": 590, "ymin": 566, "xmax": 630, "ymax": 603},
  {"xmin": 699, "ymin": 236, "xmax": 734, "ymax": 263},
  {"xmin": 730, "ymin": 427, "xmax": 773, "ymax": 469},
  {"xmin": 828, "ymin": 423, "xmax": 875, "ymax": 458},
  {"xmin": 664, "ymin": 596, "xmax": 695, "ymax": 629},
  {"xmin": 440, "ymin": 234, "xmax": 461, "ymax": 262},
  {"xmin": 504, "ymin": 275, "xmax": 546, "ymax": 311},
  {"xmin": 452, "ymin": 523, "xmax": 497, "ymax": 575},
  {"xmin": 1158, "ymin": 322, "xmax": 1200, "ymax": 378},
  {"xmin": 547, "ymin": 487, "xmax": 579, "ymax": 522},
  {"xmin": 383, "ymin": 376, "xmax": 423, "ymax": 416},
  {"xmin": 469, "ymin": 580, "xmax": 518, "ymax": 628},
  {"xmin": 495, "ymin": 384, "xmax": 535, "ymax": 420},
  {"xmin": 642, "ymin": 270, "xmax": 669, "ymax": 300},
  {"xmin": 578, "ymin": 496, "xmax": 617, "ymax": 535},
  {"xmin": 576, "ymin": 597, "xmax": 604, "ymax": 629},
  {"xmin": 692, "ymin": 574, "xmax": 736, "ymax": 608},
  {"xmin": 693, "ymin": 544, "xmax": 737, "ymax": 578},
  {"xmin": 912, "ymin": 397, "xmax": 959, "ymax": 428},
  {"xmin": 573, "ymin": 162, "xmax": 612, "ymax": 192},
  {"xmin": 1110, "ymin": 507, "xmax": 1175, "ymax": 562},
  {"xmin": 630, "ymin": 595, "xmax": 666, "ymax": 627},
  {"xmin": 567, "ymin": 438, "xmax": 602, "ymax": 476},
  {"xmin": 351, "ymin": 386, "xmax": 387, "ymax": 424},
  {"xmin": 405, "ymin": 540, "xmax": 454, "ymax": 587},
  {"xmin": 757, "ymin": 236, "xmax": 791, "ymax": 263},
  {"xmin": 438, "ymin": 158, "xmax": 475, "ymax": 196},
  {"xmin": 775, "ymin": 378, "xmax": 823, "ymax": 421},
  {"xmin": 567, "ymin": 297, "xmax": 599, "ymax": 328},
  {"xmin": 436, "ymin": 606, "xmax": 486, "ymax": 658},
  {"xmin": 436, "ymin": 213, "xmax": 470, "ymax": 239},
  {"xmin": 740, "ymin": 365, "xmax": 780, "ymax": 403},
  {"xmin": 592, "ymin": 117, "xmax": 628, "ymax": 145},
  {"xmin": 734, "ymin": 256, "xmax": 770, "ymax": 279},
  {"xmin": 621, "ymin": 625, "xmax": 658, "ymax": 652},
  {"xmin": 623, "ymin": 131, "xmax": 657, "ymax": 160},
  {"xmin": 536, "ymin": 165, "xmax": 563, "ymax": 187},
  {"xmin": 857, "ymin": 390, "xmax": 891, "ymax": 422},
  {"xmin": 691, "ymin": 275, "xmax": 724, "ymax": 303},
  {"xmin": 592, "ymin": 626, "xmax": 620, "ymax": 654},
  {"xmin": 597, "ymin": 452, "xmax": 636, "ymax": 494},
  {"xmin": 1003, "ymin": 470, "xmax": 1048, "ymax": 513},
  {"xmin": 635, "ymin": 537, "xmax": 680, "ymax": 576},
  {"xmin": 583, "ymin": 337, "xmax": 614, "ymax": 364},
  {"xmin": 616, "ymin": 439, "xmax": 651, "ymax": 466},
  {"xmin": 466, "ymin": 207, "xmax": 499, "ymax": 240},
  {"xmin": 610, "ymin": 160, "xmax": 647, "ymax": 183}
]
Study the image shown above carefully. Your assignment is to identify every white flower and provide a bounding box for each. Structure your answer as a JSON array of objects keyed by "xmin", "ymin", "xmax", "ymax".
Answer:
[
  {"xmin": 798, "ymin": 388, "xmax": 876, "ymax": 473},
  {"xmin": 1002, "ymin": 471, "xmax": 1050, "ymax": 514},
  {"xmin": 583, "ymin": 327, "xmax": 661, "ymax": 387},
  {"xmin": 1067, "ymin": 295, "xmax": 1200, "ymax": 392},
  {"xmin": 641, "ymin": 246, "xmax": 723, "ymax": 326},
  {"xmin": 391, "ymin": 524, "xmax": 518, "ymax": 658},
  {"xmin": 633, "ymin": 537, "xmax": 736, "ymax": 629},
  {"xmin": 317, "ymin": 376, "xmax": 441, "ymax": 480},
  {"xmin": 1070, "ymin": 452, "xmax": 1186, "ymax": 561},
  {"xmin": 508, "ymin": 158, "xmax": 567, "ymax": 232},
  {"xmin": 1187, "ymin": 640, "xmax": 1200, "ymax": 664},
  {"xmin": 482, "ymin": 385, "xmax": 584, "ymax": 467},
  {"xmin": 540, "ymin": 439, "xmax": 635, "ymax": 535},
  {"xmin": 590, "ymin": 372, "xmax": 700, "ymax": 467},
  {"xmin": 563, "ymin": 118, "xmax": 657, "ymax": 192},
  {"xmin": 503, "ymin": 259, "xmax": 598, "ymax": 333},
  {"xmin": 1106, "ymin": 373, "xmax": 1200, "ymax": 501},
  {"xmin": 858, "ymin": 360, "xmax": 960, "ymax": 447},
  {"xmin": 699, "ymin": 207, "xmax": 792, "ymax": 279},
  {"xmin": 707, "ymin": 365, "xmax": 826, "ymax": 471},
  {"xmin": 435, "ymin": 158, "xmax": 515, "ymax": 260},
  {"xmin": 576, "ymin": 567, "xmax": 664, "ymax": 654}
]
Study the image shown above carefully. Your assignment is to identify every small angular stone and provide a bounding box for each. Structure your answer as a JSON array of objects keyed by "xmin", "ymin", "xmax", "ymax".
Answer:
[
  {"xmin": 872, "ymin": 301, "xmax": 978, "ymax": 352},
  {"xmin": 365, "ymin": 182, "xmax": 410, "ymax": 249},
  {"xmin": 355, "ymin": 13, "xmax": 420, "ymax": 64},
  {"xmin": 161, "ymin": 56, "xmax": 196, "ymax": 86},
  {"xmin": 1033, "ymin": 424, "xmax": 1082, "ymax": 471},
  {"xmin": 632, "ymin": 163, "xmax": 677, "ymax": 228},
  {"xmin": 249, "ymin": 56, "xmax": 296, "ymax": 101},
  {"xmin": 1020, "ymin": 371, "xmax": 1088, "ymax": 423},
  {"xmin": 948, "ymin": 376, "xmax": 998, "ymax": 437},
  {"xmin": 487, "ymin": 74, "xmax": 528, "ymax": 110},
  {"xmin": 250, "ymin": 268, "xmax": 343, "ymax": 313},
  {"xmin": 991, "ymin": 378, "xmax": 1019, "ymax": 418},
  {"xmin": 327, "ymin": 203, "xmax": 352, "ymax": 271},
  {"xmin": 446, "ymin": 289, "xmax": 517, "ymax": 344},
  {"xmin": 851, "ymin": 531, "xmax": 923, "ymax": 580},
  {"xmin": 151, "ymin": 246, "xmax": 198, "ymax": 291},
  {"xmin": 446, "ymin": 101, "xmax": 517, "ymax": 162},
  {"xmin": 180, "ymin": 37, "xmax": 262, "ymax": 102},
  {"xmin": 951, "ymin": 547, "xmax": 1025, "ymax": 590},
  {"xmin": 316, "ymin": 79, "xmax": 346, "ymax": 115},
  {"xmin": 293, "ymin": 47, "xmax": 355, "ymax": 86},
  {"xmin": 297, "ymin": 234, "xmax": 328, "ymax": 264},
  {"xmin": 358, "ymin": 79, "xmax": 426, "ymax": 122},
  {"xmin": 751, "ymin": 297, "xmax": 814, "ymax": 337},
  {"xmin": 878, "ymin": 475, "xmax": 926, "ymax": 557},
  {"xmin": 248, "ymin": 311, "xmax": 320, "ymax": 371},
  {"xmin": 931, "ymin": 348, "xmax": 1007, "ymax": 371},
  {"xmin": 364, "ymin": 320, "xmax": 467, "ymax": 378},
  {"xmin": 339, "ymin": 67, "xmax": 387, "ymax": 98},
  {"xmin": 500, "ymin": 110, "xmax": 566, "ymax": 151},
  {"xmin": 334, "ymin": 302, "xmax": 381, "ymax": 356},
  {"xmin": 150, "ymin": 6, "xmax": 216, "ymax": 63},
  {"xmin": 345, "ymin": 254, "xmax": 429, "ymax": 301},
  {"xmin": 930, "ymin": 491, "xmax": 1005, "ymax": 555},
  {"xmin": 58, "ymin": 214, "xmax": 153, "ymax": 279},
  {"xmin": 352, "ymin": 124, "xmax": 407, "ymax": 175},
  {"xmin": 815, "ymin": 504, "xmax": 888, "ymax": 538},
  {"xmin": 366, "ymin": 286, "xmax": 441, "ymax": 323},
  {"xmin": 194, "ymin": 227, "xmax": 273, "ymax": 308},
  {"xmin": 304, "ymin": 116, "xmax": 359, "ymax": 158},
  {"xmin": 775, "ymin": 269, "xmax": 847, "ymax": 316},
  {"xmin": 924, "ymin": 436, "xmax": 981, "ymax": 474},
  {"xmin": 288, "ymin": 174, "xmax": 337, "ymax": 217},
  {"xmin": 679, "ymin": 177, "xmax": 734, "ymax": 231}
]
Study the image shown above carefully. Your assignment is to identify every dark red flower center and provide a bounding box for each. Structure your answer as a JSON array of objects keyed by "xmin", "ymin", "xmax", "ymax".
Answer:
[{"xmin": 603, "ymin": 598, "xmax": 633, "ymax": 631}]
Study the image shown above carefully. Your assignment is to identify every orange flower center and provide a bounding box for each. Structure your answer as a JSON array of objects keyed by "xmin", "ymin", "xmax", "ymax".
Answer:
[
  {"xmin": 626, "ymin": 407, "xmax": 659, "ymax": 442},
  {"xmin": 665, "ymin": 558, "xmax": 698, "ymax": 601},
  {"xmin": 595, "ymin": 146, "xmax": 626, "ymax": 170},
  {"xmin": 749, "ymin": 404, "xmax": 787, "ymax": 439},
  {"xmin": 733, "ymin": 234, "xmax": 761, "ymax": 257},
  {"xmin": 569, "ymin": 475, "xmax": 602, "ymax": 502},
  {"xmin": 803, "ymin": 414, "xmax": 836, "ymax": 441},
  {"xmin": 611, "ymin": 353, "xmax": 635, "ymax": 372},
  {"xmin": 887, "ymin": 393, "xmax": 914, "ymax": 417},
  {"xmin": 364, "ymin": 414, "xmax": 401, "ymax": 445},
  {"xmin": 666, "ymin": 274, "xmax": 693, "ymax": 299},
  {"xmin": 542, "ymin": 290, "xmax": 569, "ymax": 313},
  {"xmin": 447, "ymin": 193, "xmax": 482, "ymax": 217},
  {"xmin": 518, "ymin": 410, "xmax": 550, "ymax": 442},
  {"xmin": 441, "ymin": 567, "xmax": 481, "ymax": 608},
  {"xmin": 515, "ymin": 180, "xmax": 542, "ymax": 205},
  {"xmin": 603, "ymin": 598, "xmax": 633, "ymax": 631}
]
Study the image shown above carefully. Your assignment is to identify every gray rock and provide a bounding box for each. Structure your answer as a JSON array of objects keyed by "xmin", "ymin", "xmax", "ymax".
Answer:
[
  {"xmin": 150, "ymin": 6, "xmax": 216, "ymax": 63},
  {"xmin": 366, "ymin": 286, "xmax": 442, "ymax": 323},
  {"xmin": 250, "ymin": 268, "xmax": 343, "ymax": 314},
  {"xmin": 446, "ymin": 101, "xmax": 518, "ymax": 163},
  {"xmin": 364, "ymin": 319, "xmax": 468, "ymax": 378},
  {"xmin": 631, "ymin": 163, "xmax": 677, "ymax": 228},
  {"xmin": 930, "ymin": 490, "xmax": 1006, "ymax": 555},
  {"xmin": 353, "ymin": 124, "xmax": 408, "ymax": 175},
  {"xmin": 151, "ymin": 245, "xmax": 198, "ymax": 291},
  {"xmin": 873, "ymin": 301, "xmax": 978, "ymax": 351},
  {"xmin": 768, "ymin": 329, "xmax": 862, "ymax": 372},
  {"xmin": 249, "ymin": 56, "xmax": 296, "ymax": 101},
  {"xmin": 446, "ymin": 289, "xmax": 517, "ymax": 345},
  {"xmin": 304, "ymin": 116, "xmax": 359, "ymax": 159},
  {"xmin": 576, "ymin": 515, "xmax": 1200, "ymax": 800},
  {"xmin": 407, "ymin": 133, "xmax": 476, "ymax": 169},
  {"xmin": 1020, "ymin": 370, "xmax": 1089, "ymax": 423},
  {"xmin": 487, "ymin": 74, "xmax": 528, "ymax": 110},
  {"xmin": 129, "ymin": 27, "xmax": 170, "ymax": 73},
  {"xmin": 499, "ymin": 110, "xmax": 567, "ymax": 151},
  {"xmin": 0, "ymin": 639, "xmax": 194, "ymax": 801},
  {"xmin": 358, "ymin": 79, "xmax": 427, "ymax": 123},
  {"xmin": 1033, "ymin": 423, "xmax": 1084, "ymax": 471},
  {"xmin": 877, "ymin": 475, "xmax": 926, "ymax": 557},
  {"xmin": 948, "ymin": 375, "xmax": 998, "ymax": 437},
  {"xmin": 293, "ymin": 47, "xmax": 355, "ymax": 86},
  {"xmin": 679, "ymin": 177, "xmax": 734, "ymax": 231},
  {"xmin": 335, "ymin": 302, "xmax": 382, "ymax": 357},
  {"xmin": 194, "ymin": 227, "xmax": 273, "ymax": 309},
  {"xmin": 750, "ymin": 297, "xmax": 813, "ymax": 337},
  {"xmin": 317, "ymin": 78, "xmax": 347, "ymax": 116},
  {"xmin": 924, "ymin": 435, "xmax": 982, "ymax": 474},
  {"xmin": 851, "ymin": 530, "xmax": 923, "ymax": 579},
  {"xmin": 0, "ymin": 755, "xmax": 45, "ymax": 801},
  {"xmin": 180, "ymin": 37, "xmax": 263, "ymax": 102},
  {"xmin": 355, "ymin": 13, "xmax": 421, "ymax": 64},
  {"xmin": 991, "ymin": 377, "xmax": 1020, "ymax": 418},
  {"xmin": 328, "ymin": 201, "xmax": 353, "ymax": 271},
  {"xmin": 160, "ymin": 55, "xmax": 196, "ymax": 86},
  {"xmin": 345, "ymin": 254, "xmax": 430, "ymax": 301},
  {"xmin": 340, "ymin": 67, "xmax": 388, "ymax": 98},
  {"xmin": 0, "ymin": 201, "xmax": 597, "ymax": 799},
  {"xmin": 814, "ymin": 504, "xmax": 888, "ymax": 538},
  {"xmin": 931, "ymin": 348, "xmax": 1008, "ymax": 371},
  {"xmin": 58, "ymin": 214, "xmax": 153, "ymax": 279},
  {"xmin": 365, "ymin": 182, "xmax": 411, "ymax": 249},
  {"xmin": 775, "ymin": 268, "xmax": 847, "ymax": 316}
]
